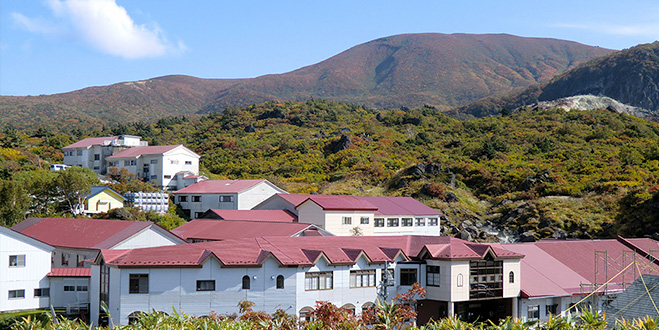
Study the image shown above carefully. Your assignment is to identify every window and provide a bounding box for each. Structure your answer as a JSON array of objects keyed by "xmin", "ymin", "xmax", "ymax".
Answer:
[
  {"xmin": 94, "ymin": 154, "xmax": 100, "ymax": 161},
  {"xmin": 350, "ymin": 270, "xmax": 376, "ymax": 288},
  {"xmin": 130, "ymin": 160, "xmax": 136, "ymax": 166},
  {"xmin": 546, "ymin": 304, "xmax": 559, "ymax": 315},
  {"xmin": 197, "ymin": 280, "xmax": 215, "ymax": 291},
  {"xmin": 382, "ymin": 269, "xmax": 395, "ymax": 286},
  {"xmin": 150, "ymin": 175, "xmax": 157, "ymax": 180},
  {"xmin": 93, "ymin": 166, "xmax": 100, "ymax": 170},
  {"xmin": 305, "ymin": 271, "xmax": 333, "ymax": 291},
  {"xmin": 360, "ymin": 217, "xmax": 369, "ymax": 224},
  {"xmin": 8, "ymin": 290, "xmax": 25, "ymax": 299},
  {"xmin": 457, "ymin": 273, "xmax": 464, "ymax": 287},
  {"xmin": 220, "ymin": 195, "xmax": 233, "ymax": 202},
  {"xmin": 108, "ymin": 161, "xmax": 117, "ymax": 167},
  {"xmin": 242, "ymin": 275, "xmax": 250, "ymax": 290},
  {"xmin": 64, "ymin": 285, "xmax": 75, "ymax": 291},
  {"xmin": 179, "ymin": 196, "xmax": 187, "ymax": 202},
  {"xmin": 402, "ymin": 218, "xmax": 413, "ymax": 227},
  {"xmin": 528, "ymin": 305, "xmax": 539, "ymax": 320},
  {"xmin": 9, "ymin": 255, "xmax": 25, "ymax": 267},
  {"xmin": 100, "ymin": 262, "xmax": 110, "ymax": 309},
  {"xmin": 469, "ymin": 259, "xmax": 503, "ymax": 299},
  {"xmin": 164, "ymin": 175, "xmax": 171, "ymax": 179},
  {"xmin": 77, "ymin": 150, "xmax": 83, "ymax": 156},
  {"xmin": 428, "ymin": 218, "xmax": 438, "ymax": 226},
  {"xmin": 342, "ymin": 217, "xmax": 352, "ymax": 225},
  {"xmin": 61, "ymin": 253, "xmax": 69, "ymax": 266},
  {"xmin": 150, "ymin": 159, "xmax": 158, "ymax": 164},
  {"xmin": 509, "ymin": 271, "xmax": 515, "ymax": 283},
  {"xmin": 34, "ymin": 288, "xmax": 49, "ymax": 297},
  {"xmin": 77, "ymin": 285, "xmax": 88, "ymax": 291},
  {"xmin": 400, "ymin": 268, "xmax": 417, "ymax": 286},
  {"xmin": 427, "ymin": 265, "xmax": 440, "ymax": 286},
  {"xmin": 387, "ymin": 218, "xmax": 399, "ymax": 227},
  {"xmin": 124, "ymin": 160, "xmax": 131, "ymax": 166},
  {"xmin": 77, "ymin": 255, "xmax": 86, "ymax": 267},
  {"xmin": 192, "ymin": 196, "xmax": 201, "ymax": 202},
  {"xmin": 415, "ymin": 218, "xmax": 426, "ymax": 226},
  {"xmin": 129, "ymin": 274, "xmax": 149, "ymax": 294},
  {"xmin": 374, "ymin": 218, "xmax": 385, "ymax": 227},
  {"xmin": 185, "ymin": 161, "xmax": 192, "ymax": 165},
  {"xmin": 276, "ymin": 275, "xmax": 284, "ymax": 289}
]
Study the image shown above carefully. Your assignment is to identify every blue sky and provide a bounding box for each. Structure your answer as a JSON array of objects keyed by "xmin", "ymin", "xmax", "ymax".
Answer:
[{"xmin": 2, "ymin": 0, "xmax": 659, "ymax": 96}]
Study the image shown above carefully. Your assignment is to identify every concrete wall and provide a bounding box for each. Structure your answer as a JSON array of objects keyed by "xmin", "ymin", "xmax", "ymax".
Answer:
[
  {"xmin": 112, "ymin": 227, "xmax": 184, "ymax": 250},
  {"xmin": 237, "ymin": 182, "xmax": 287, "ymax": 210}
]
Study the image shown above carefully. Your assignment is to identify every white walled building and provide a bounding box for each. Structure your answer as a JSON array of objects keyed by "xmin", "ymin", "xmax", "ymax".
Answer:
[
  {"xmin": 255, "ymin": 194, "xmax": 442, "ymax": 236},
  {"xmin": 106, "ymin": 145, "xmax": 200, "ymax": 189},
  {"xmin": 0, "ymin": 227, "xmax": 54, "ymax": 313},
  {"xmin": 63, "ymin": 135, "xmax": 147, "ymax": 174},
  {"xmin": 89, "ymin": 235, "xmax": 523, "ymax": 326},
  {"xmin": 173, "ymin": 179, "xmax": 287, "ymax": 219}
]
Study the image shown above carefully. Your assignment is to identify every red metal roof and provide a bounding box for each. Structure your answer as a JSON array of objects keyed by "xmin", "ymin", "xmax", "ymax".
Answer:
[
  {"xmin": 63, "ymin": 136, "xmax": 117, "ymax": 149},
  {"xmin": 173, "ymin": 179, "xmax": 266, "ymax": 194},
  {"xmin": 300, "ymin": 195, "xmax": 378, "ymax": 211},
  {"xmin": 423, "ymin": 238, "xmax": 522, "ymax": 260},
  {"xmin": 101, "ymin": 235, "xmax": 510, "ymax": 268},
  {"xmin": 11, "ymin": 218, "xmax": 153, "ymax": 249},
  {"xmin": 283, "ymin": 194, "xmax": 441, "ymax": 216},
  {"xmin": 106, "ymin": 145, "xmax": 183, "ymax": 159},
  {"xmin": 499, "ymin": 238, "xmax": 659, "ymax": 298},
  {"xmin": 171, "ymin": 220, "xmax": 316, "ymax": 241},
  {"xmin": 47, "ymin": 268, "xmax": 91, "ymax": 277},
  {"xmin": 200, "ymin": 209, "xmax": 297, "ymax": 222}
]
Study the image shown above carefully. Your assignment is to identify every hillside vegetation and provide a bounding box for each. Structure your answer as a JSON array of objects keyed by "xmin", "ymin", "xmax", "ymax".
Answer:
[{"xmin": 2, "ymin": 100, "xmax": 659, "ymax": 240}]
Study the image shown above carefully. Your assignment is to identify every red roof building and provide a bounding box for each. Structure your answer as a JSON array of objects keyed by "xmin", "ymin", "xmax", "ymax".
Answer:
[
  {"xmin": 171, "ymin": 219, "xmax": 330, "ymax": 242},
  {"xmin": 198, "ymin": 209, "xmax": 298, "ymax": 222}
]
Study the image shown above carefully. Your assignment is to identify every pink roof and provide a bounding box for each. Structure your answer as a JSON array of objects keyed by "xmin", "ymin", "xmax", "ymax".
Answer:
[
  {"xmin": 63, "ymin": 136, "xmax": 117, "ymax": 149},
  {"xmin": 106, "ymin": 145, "xmax": 183, "ymax": 159},
  {"xmin": 301, "ymin": 195, "xmax": 378, "ymax": 211},
  {"xmin": 423, "ymin": 238, "xmax": 522, "ymax": 260},
  {"xmin": 101, "ymin": 235, "xmax": 513, "ymax": 268},
  {"xmin": 171, "ymin": 220, "xmax": 316, "ymax": 241},
  {"xmin": 286, "ymin": 194, "xmax": 440, "ymax": 216},
  {"xmin": 47, "ymin": 268, "xmax": 91, "ymax": 277},
  {"xmin": 12, "ymin": 218, "xmax": 153, "ymax": 249},
  {"xmin": 201, "ymin": 209, "xmax": 297, "ymax": 222},
  {"xmin": 174, "ymin": 179, "xmax": 266, "ymax": 194},
  {"xmin": 499, "ymin": 237, "xmax": 659, "ymax": 298}
]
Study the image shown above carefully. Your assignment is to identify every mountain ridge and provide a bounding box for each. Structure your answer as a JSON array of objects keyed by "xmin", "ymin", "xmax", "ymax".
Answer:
[{"xmin": 0, "ymin": 33, "xmax": 615, "ymax": 129}]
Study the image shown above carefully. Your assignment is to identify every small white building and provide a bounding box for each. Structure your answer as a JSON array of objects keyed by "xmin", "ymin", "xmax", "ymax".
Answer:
[
  {"xmin": 63, "ymin": 135, "xmax": 147, "ymax": 174},
  {"xmin": 173, "ymin": 179, "xmax": 287, "ymax": 219},
  {"xmin": 0, "ymin": 227, "xmax": 54, "ymax": 313},
  {"xmin": 106, "ymin": 145, "xmax": 200, "ymax": 189},
  {"xmin": 255, "ymin": 194, "xmax": 442, "ymax": 236}
]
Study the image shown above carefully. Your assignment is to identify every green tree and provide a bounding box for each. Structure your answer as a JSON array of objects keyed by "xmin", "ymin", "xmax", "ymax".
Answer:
[
  {"xmin": 0, "ymin": 179, "xmax": 30, "ymax": 226},
  {"xmin": 53, "ymin": 167, "xmax": 98, "ymax": 216}
]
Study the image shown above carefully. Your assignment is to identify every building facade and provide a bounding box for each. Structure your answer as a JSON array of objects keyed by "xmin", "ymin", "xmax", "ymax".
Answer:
[{"xmin": 63, "ymin": 135, "xmax": 147, "ymax": 174}]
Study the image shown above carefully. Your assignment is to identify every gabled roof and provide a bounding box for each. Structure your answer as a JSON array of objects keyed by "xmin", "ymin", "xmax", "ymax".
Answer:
[
  {"xmin": 100, "ymin": 235, "xmax": 505, "ymax": 268},
  {"xmin": 174, "ymin": 179, "xmax": 267, "ymax": 194},
  {"xmin": 498, "ymin": 237, "xmax": 659, "ymax": 299},
  {"xmin": 47, "ymin": 268, "xmax": 91, "ymax": 277},
  {"xmin": 299, "ymin": 195, "xmax": 378, "ymax": 211},
  {"xmin": 171, "ymin": 219, "xmax": 324, "ymax": 241},
  {"xmin": 63, "ymin": 136, "xmax": 118, "ymax": 149},
  {"xmin": 421, "ymin": 237, "xmax": 522, "ymax": 260},
  {"xmin": 289, "ymin": 194, "xmax": 440, "ymax": 216},
  {"xmin": 12, "ymin": 218, "xmax": 155, "ymax": 249},
  {"xmin": 87, "ymin": 186, "xmax": 125, "ymax": 201},
  {"xmin": 107, "ymin": 145, "xmax": 197, "ymax": 159},
  {"xmin": 199, "ymin": 209, "xmax": 297, "ymax": 222}
]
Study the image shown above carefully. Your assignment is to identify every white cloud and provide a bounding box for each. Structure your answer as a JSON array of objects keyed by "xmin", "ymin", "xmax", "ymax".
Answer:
[
  {"xmin": 14, "ymin": 0, "xmax": 185, "ymax": 59},
  {"xmin": 11, "ymin": 12, "xmax": 62, "ymax": 36}
]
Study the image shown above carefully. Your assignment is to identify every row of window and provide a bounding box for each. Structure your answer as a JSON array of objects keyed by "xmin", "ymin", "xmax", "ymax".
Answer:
[
  {"xmin": 8, "ymin": 288, "xmax": 50, "ymax": 299},
  {"xmin": 527, "ymin": 303, "xmax": 560, "ymax": 320},
  {"xmin": 63, "ymin": 150, "xmax": 83, "ymax": 157},
  {"xmin": 374, "ymin": 217, "xmax": 438, "ymax": 227},
  {"xmin": 341, "ymin": 217, "xmax": 439, "ymax": 227},
  {"xmin": 128, "ymin": 274, "xmax": 286, "ymax": 294},
  {"xmin": 178, "ymin": 195, "xmax": 233, "ymax": 203}
]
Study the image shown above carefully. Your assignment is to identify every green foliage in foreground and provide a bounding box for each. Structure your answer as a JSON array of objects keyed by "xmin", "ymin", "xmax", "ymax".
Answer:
[{"xmin": 9, "ymin": 309, "xmax": 659, "ymax": 330}]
